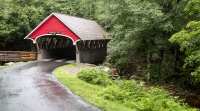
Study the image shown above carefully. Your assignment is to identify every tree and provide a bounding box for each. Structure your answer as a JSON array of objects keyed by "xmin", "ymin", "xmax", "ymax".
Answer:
[
  {"xmin": 97, "ymin": 0, "xmax": 190, "ymax": 84},
  {"xmin": 170, "ymin": 0, "xmax": 200, "ymax": 82},
  {"xmin": 0, "ymin": 0, "xmax": 14, "ymax": 50},
  {"xmin": 96, "ymin": 0, "xmax": 161, "ymax": 78},
  {"xmin": 49, "ymin": 0, "xmax": 91, "ymax": 19},
  {"xmin": 0, "ymin": 0, "xmax": 46, "ymax": 50},
  {"xmin": 153, "ymin": 0, "xmax": 190, "ymax": 84}
]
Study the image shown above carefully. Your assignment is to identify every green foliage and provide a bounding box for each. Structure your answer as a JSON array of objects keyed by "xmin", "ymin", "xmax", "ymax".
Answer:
[
  {"xmin": 170, "ymin": 0, "xmax": 200, "ymax": 82},
  {"xmin": 99, "ymin": 80, "xmax": 196, "ymax": 111},
  {"xmin": 184, "ymin": 0, "xmax": 200, "ymax": 15},
  {"xmin": 0, "ymin": 0, "xmax": 45, "ymax": 50},
  {"xmin": 55, "ymin": 64, "xmax": 196, "ymax": 111},
  {"xmin": 55, "ymin": 64, "xmax": 132, "ymax": 111},
  {"xmin": 170, "ymin": 21, "xmax": 200, "ymax": 82},
  {"xmin": 98, "ymin": 0, "xmax": 190, "ymax": 85},
  {"xmin": 77, "ymin": 67, "xmax": 112, "ymax": 86},
  {"xmin": 51, "ymin": 0, "xmax": 91, "ymax": 19},
  {"xmin": 101, "ymin": 0, "xmax": 164, "ymax": 76}
]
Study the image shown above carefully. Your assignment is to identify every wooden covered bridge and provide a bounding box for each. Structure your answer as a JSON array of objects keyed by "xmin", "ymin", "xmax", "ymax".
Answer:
[{"xmin": 23, "ymin": 13, "xmax": 111, "ymax": 63}]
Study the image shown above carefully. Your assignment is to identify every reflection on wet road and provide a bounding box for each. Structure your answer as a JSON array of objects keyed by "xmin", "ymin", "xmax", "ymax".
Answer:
[{"xmin": 0, "ymin": 61, "xmax": 101, "ymax": 111}]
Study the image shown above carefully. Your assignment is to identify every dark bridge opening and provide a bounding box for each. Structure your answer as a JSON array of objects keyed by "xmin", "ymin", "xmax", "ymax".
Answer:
[{"xmin": 36, "ymin": 35, "xmax": 76, "ymax": 60}]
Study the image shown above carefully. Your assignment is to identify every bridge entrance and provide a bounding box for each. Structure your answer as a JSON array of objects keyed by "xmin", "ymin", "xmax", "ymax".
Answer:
[{"xmin": 36, "ymin": 35, "xmax": 76, "ymax": 60}]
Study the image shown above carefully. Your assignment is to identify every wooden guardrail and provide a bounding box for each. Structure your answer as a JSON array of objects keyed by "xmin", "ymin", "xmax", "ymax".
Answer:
[{"xmin": 0, "ymin": 51, "xmax": 36, "ymax": 62}]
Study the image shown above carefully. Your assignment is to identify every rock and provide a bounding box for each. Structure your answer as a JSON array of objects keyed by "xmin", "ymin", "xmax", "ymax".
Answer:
[
  {"xmin": 85, "ymin": 63, "xmax": 96, "ymax": 67},
  {"xmin": 66, "ymin": 60, "xmax": 76, "ymax": 63},
  {"xmin": 96, "ymin": 66, "xmax": 110, "ymax": 72},
  {"xmin": 109, "ymin": 68, "xmax": 117, "ymax": 75},
  {"xmin": 103, "ymin": 66, "xmax": 110, "ymax": 72},
  {"xmin": 4, "ymin": 62, "xmax": 14, "ymax": 66}
]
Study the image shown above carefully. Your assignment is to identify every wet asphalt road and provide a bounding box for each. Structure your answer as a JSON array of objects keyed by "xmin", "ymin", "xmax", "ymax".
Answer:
[{"xmin": 0, "ymin": 60, "xmax": 102, "ymax": 111}]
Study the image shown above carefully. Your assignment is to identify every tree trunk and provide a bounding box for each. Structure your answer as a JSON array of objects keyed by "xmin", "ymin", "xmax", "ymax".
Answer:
[
  {"xmin": 159, "ymin": 48, "xmax": 167, "ymax": 85},
  {"xmin": 147, "ymin": 52, "xmax": 151, "ymax": 84},
  {"xmin": 173, "ymin": 48, "xmax": 177, "ymax": 74},
  {"xmin": 90, "ymin": 0, "xmax": 92, "ymax": 19}
]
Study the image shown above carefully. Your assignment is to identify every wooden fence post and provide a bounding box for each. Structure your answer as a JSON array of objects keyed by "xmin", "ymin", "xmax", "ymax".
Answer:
[{"xmin": 4, "ymin": 52, "xmax": 7, "ymax": 62}]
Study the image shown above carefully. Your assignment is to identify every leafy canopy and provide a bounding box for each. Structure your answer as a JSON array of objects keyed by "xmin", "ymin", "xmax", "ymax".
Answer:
[{"xmin": 170, "ymin": 0, "xmax": 200, "ymax": 82}]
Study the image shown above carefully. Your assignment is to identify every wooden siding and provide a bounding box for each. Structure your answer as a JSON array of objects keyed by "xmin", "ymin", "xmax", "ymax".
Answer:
[{"xmin": 79, "ymin": 48, "xmax": 107, "ymax": 63}]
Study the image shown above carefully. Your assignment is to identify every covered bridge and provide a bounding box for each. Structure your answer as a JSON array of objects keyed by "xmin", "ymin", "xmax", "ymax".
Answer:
[{"xmin": 25, "ymin": 13, "xmax": 111, "ymax": 63}]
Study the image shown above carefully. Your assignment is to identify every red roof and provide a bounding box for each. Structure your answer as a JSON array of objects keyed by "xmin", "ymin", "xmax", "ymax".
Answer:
[{"xmin": 25, "ymin": 13, "xmax": 110, "ymax": 45}]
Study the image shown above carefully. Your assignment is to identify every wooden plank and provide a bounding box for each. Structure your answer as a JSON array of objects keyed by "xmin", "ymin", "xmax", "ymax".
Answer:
[
  {"xmin": 78, "ymin": 47, "xmax": 107, "ymax": 63},
  {"xmin": 0, "ymin": 51, "xmax": 36, "ymax": 62},
  {"xmin": 5, "ymin": 52, "xmax": 7, "ymax": 62}
]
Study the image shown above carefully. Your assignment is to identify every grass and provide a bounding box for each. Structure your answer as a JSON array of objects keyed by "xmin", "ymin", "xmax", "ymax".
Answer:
[
  {"xmin": 54, "ymin": 63, "xmax": 197, "ymax": 111},
  {"xmin": 54, "ymin": 64, "xmax": 133, "ymax": 111}
]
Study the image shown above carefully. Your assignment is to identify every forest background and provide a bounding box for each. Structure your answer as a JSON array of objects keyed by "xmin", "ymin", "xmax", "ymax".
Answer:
[{"xmin": 1, "ymin": 0, "xmax": 200, "ymax": 90}]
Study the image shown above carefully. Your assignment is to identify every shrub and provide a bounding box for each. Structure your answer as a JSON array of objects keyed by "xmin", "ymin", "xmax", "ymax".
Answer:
[
  {"xmin": 77, "ymin": 67, "xmax": 112, "ymax": 86},
  {"xmin": 99, "ymin": 80, "xmax": 195, "ymax": 111}
]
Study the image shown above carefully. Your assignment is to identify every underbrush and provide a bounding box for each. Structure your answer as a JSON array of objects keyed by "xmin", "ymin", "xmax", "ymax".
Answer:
[
  {"xmin": 100, "ymin": 81, "xmax": 194, "ymax": 111},
  {"xmin": 77, "ymin": 67, "xmax": 113, "ymax": 87},
  {"xmin": 54, "ymin": 63, "xmax": 197, "ymax": 111}
]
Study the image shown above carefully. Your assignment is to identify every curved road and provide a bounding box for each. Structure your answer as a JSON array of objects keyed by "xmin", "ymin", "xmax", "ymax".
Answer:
[{"xmin": 0, "ymin": 61, "xmax": 101, "ymax": 111}]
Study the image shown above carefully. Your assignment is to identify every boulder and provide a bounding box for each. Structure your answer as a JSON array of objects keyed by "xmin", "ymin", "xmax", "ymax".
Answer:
[{"xmin": 4, "ymin": 62, "xmax": 14, "ymax": 66}]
